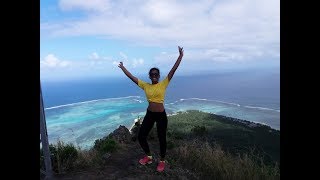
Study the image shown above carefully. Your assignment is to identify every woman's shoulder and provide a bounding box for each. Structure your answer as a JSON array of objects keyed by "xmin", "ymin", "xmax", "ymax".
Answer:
[{"xmin": 161, "ymin": 76, "xmax": 170, "ymax": 83}]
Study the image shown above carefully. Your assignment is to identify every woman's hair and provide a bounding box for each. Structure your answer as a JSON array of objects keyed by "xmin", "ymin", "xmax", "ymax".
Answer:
[{"xmin": 149, "ymin": 67, "xmax": 160, "ymax": 76}]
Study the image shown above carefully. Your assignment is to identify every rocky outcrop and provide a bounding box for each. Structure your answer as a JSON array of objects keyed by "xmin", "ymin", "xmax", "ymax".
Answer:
[{"xmin": 108, "ymin": 125, "xmax": 131, "ymax": 143}]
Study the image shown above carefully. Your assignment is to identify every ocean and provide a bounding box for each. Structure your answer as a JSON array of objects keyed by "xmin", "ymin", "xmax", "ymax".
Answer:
[{"xmin": 41, "ymin": 70, "xmax": 280, "ymax": 149}]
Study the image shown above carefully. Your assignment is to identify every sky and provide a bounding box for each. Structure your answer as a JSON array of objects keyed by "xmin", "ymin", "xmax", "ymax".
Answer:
[{"xmin": 40, "ymin": 0, "xmax": 280, "ymax": 81}]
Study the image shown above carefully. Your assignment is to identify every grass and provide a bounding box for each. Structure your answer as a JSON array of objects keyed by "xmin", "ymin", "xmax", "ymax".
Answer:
[
  {"xmin": 167, "ymin": 110, "xmax": 280, "ymax": 165},
  {"xmin": 169, "ymin": 139, "xmax": 279, "ymax": 180},
  {"xmin": 40, "ymin": 137, "xmax": 119, "ymax": 174},
  {"xmin": 41, "ymin": 110, "xmax": 280, "ymax": 179}
]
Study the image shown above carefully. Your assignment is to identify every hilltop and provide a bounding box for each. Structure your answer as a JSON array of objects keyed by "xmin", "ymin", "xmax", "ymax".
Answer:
[{"xmin": 41, "ymin": 110, "xmax": 280, "ymax": 180}]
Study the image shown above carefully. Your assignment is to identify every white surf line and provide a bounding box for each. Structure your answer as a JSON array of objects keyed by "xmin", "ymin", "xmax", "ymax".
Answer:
[{"xmin": 45, "ymin": 96, "xmax": 141, "ymax": 110}]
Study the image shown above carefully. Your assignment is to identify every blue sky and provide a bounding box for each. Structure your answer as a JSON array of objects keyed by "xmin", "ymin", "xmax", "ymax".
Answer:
[{"xmin": 40, "ymin": 0, "xmax": 279, "ymax": 81}]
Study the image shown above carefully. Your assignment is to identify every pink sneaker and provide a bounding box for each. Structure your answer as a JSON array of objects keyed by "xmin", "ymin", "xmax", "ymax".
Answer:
[
  {"xmin": 157, "ymin": 161, "xmax": 165, "ymax": 172},
  {"xmin": 139, "ymin": 156, "xmax": 152, "ymax": 165}
]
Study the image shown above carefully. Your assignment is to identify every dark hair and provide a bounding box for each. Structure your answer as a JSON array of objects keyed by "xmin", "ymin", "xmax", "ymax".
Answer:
[{"xmin": 149, "ymin": 67, "xmax": 160, "ymax": 76}]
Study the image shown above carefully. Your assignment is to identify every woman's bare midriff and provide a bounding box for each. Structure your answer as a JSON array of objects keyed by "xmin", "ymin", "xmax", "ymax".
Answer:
[{"xmin": 147, "ymin": 102, "xmax": 165, "ymax": 112}]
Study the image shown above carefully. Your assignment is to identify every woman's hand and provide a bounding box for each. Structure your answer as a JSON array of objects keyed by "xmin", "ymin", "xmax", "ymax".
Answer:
[
  {"xmin": 118, "ymin": 62, "xmax": 124, "ymax": 69},
  {"xmin": 178, "ymin": 46, "xmax": 184, "ymax": 56}
]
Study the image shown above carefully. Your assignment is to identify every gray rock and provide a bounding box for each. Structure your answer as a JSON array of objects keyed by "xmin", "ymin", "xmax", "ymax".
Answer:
[{"xmin": 108, "ymin": 125, "xmax": 131, "ymax": 143}]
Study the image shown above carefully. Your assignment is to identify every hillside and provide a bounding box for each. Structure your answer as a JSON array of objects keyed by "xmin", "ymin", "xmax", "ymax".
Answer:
[{"xmin": 41, "ymin": 110, "xmax": 280, "ymax": 180}]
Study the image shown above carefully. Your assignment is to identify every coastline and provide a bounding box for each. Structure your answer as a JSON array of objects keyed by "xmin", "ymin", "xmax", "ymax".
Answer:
[
  {"xmin": 131, "ymin": 110, "xmax": 279, "ymax": 133},
  {"xmin": 46, "ymin": 106, "xmax": 279, "ymax": 150},
  {"xmin": 210, "ymin": 112, "xmax": 278, "ymax": 131}
]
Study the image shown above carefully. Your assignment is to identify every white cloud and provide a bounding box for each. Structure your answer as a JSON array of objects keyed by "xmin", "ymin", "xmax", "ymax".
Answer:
[
  {"xmin": 40, "ymin": 53, "xmax": 127, "ymax": 80},
  {"xmin": 112, "ymin": 53, "xmax": 144, "ymax": 68},
  {"xmin": 89, "ymin": 52, "xmax": 100, "ymax": 60},
  {"xmin": 89, "ymin": 52, "xmax": 115, "ymax": 63},
  {"xmin": 119, "ymin": 52, "xmax": 128, "ymax": 61},
  {"xmin": 42, "ymin": 0, "xmax": 280, "ymax": 41},
  {"xmin": 45, "ymin": 0, "xmax": 279, "ymax": 46},
  {"xmin": 132, "ymin": 58, "xmax": 144, "ymax": 68},
  {"xmin": 59, "ymin": 0, "xmax": 110, "ymax": 12},
  {"xmin": 154, "ymin": 44, "xmax": 278, "ymax": 67},
  {"xmin": 40, "ymin": 54, "xmax": 71, "ymax": 68},
  {"xmin": 42, "ymin": 0, "xmax": 279, "ymax": 67},
  {"xmin": 103, "ymin": 57, "xmax": 113, "ymax": 61}
]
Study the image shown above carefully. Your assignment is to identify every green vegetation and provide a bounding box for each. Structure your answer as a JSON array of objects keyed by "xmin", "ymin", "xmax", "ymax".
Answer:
[
  {"xmin": 40, "ymin": 137, "xmax": 120, "ymax": 173},
  {"xmin": 40, "ymin": 141, "xmax": 79, "ymax": 173},
  {"xmin": 40, "ymin": 110, "xmax": 280, "ymax": 179},
  {"xmin": 93, "ymin": 137, "xmax": 118, "ymax": 154},
  {"xmin": 170, "ymin": 140, "xmax": 279, "ymax": 180},
  {"xmin": 168, "ymin": 110, "xmax": 280, "ymax": 165},
  {"xmin": 166, "ymin": 110, "xmax": 280, "ymax": 179}
]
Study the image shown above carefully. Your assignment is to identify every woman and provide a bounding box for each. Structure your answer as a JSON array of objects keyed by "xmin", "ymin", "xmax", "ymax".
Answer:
[{"xmin": 118, "ymin": 46, "xmax": 184, "ymax": 172}]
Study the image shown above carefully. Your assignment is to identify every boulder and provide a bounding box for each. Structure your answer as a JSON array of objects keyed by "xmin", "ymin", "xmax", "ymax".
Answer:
[{"xmin": 108, "ymin": 125, "xmax": 131, "ymax": 143}]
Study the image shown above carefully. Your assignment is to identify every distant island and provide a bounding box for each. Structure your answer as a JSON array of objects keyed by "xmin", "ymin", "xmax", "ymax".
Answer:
[{"xmin": 41, "ymin": 110, "xmax": 280, "ymax": 180}]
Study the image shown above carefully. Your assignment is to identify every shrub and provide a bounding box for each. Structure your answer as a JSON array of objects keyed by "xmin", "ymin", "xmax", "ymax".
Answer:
[
  {"xmin": 93, "ymin": 137, "xmax": 118, "ymax": 154},
  {"xmin": 40, "ymin": 141, "xmax": 79, "ymax": 173},
  {"xmin": 191, "ymin": 125, "xmax": 207, "ymax": 136}
]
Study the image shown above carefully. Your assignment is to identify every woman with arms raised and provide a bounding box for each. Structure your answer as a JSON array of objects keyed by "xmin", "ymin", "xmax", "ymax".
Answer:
[{"xmin": 118, "ymin": 46, "xmax": 184, "ymax": 172}]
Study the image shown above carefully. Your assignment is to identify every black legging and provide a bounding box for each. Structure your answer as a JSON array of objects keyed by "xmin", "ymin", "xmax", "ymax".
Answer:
[{"xmin": 138, "ymin": 109, "xmax": 168, "ymax": 159}]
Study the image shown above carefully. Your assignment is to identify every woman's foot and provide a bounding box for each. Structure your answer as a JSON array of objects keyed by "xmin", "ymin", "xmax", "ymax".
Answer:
[
  {"xmin": 157, "ymin": 160, "xmax": 165, "ymax": 172},
  {"xmin": 139, "ymin": 156, "xmax": 153, "ymax": 165}
]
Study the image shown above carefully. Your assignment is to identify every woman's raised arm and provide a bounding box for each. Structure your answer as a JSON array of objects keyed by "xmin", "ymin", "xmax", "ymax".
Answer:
[{"xmin": 118, "ymin": 62, "xmax": 138, "ymax": 85}]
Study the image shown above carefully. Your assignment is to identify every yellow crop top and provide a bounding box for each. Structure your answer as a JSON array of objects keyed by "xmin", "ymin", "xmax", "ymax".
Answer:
[{"xmin": 138, "ymin": 76, "xmax": 170, "ymax": 103}]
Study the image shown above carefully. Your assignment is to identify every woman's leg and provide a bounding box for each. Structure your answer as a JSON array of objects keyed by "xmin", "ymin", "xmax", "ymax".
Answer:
[
  {"xmin": 138, "ymin": 110, "xmax": 155, "ymax": 156},
  {"xmin": 156, "ymin": 111, "xmax": 168, "ymax": 160}
]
